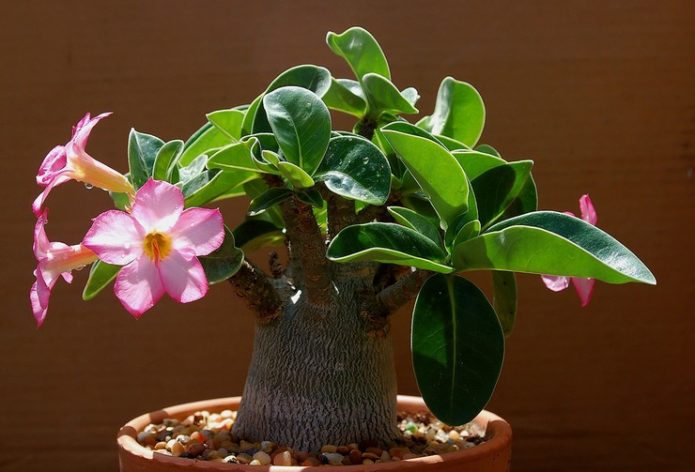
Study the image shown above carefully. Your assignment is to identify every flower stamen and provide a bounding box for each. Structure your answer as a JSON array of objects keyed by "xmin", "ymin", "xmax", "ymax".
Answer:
[{"xmin": 143, "ymin": 232, "xmax": 172, "ymax": 261}]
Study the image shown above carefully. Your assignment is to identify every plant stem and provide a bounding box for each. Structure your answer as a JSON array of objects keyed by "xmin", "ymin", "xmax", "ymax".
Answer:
[
  {"xmin": 376, "ymin": 269, "xmax": 431, "ymax": 313},
  {"xmin": 228, "ymin": 260, "xmax": 283, "ymax": 323}
]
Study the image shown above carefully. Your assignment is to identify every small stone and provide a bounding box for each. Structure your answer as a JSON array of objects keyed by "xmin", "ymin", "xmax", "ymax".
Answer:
[
  {"xmin": 366, "ymin": 447, "xmax": 382, "ymax": 456},
  {"xmin": 448, "ymin": 430, "xmax": 461, "ymax": 441},
  {"xmin": 295, "ymin": 451, "xmax": 309, "ymax": 463},
  {"xmin": 402, "ymin": 453, "xmax": 418, "ymax": 460},
  {"xmin": 349, "ymin": 449, "xmax": 362, "ymax": 464},
  {"xmin": 170, "ymin": 441, "xmax": 185, "ymax": 457},
  {"xmin": 236, "ymin": 453, "xmax": 252, "ymax": 464},
  {"xmin": 240, "ymin": 440, "xmax": 256, "ymax": 451},
  {"xmin": 380, "ymin": 451, "xmax": 390, "ymax": 462},
  {"xmin": 273, "ymin": 450, "xmax": 292, "ymax": 466},
  {"xmin": 223, "ymin": 455, "xmax": 239, "ymax": 464},
  {"xmin": 137, "ymin": 431, "xmax": 156, "ymax": 446},
  {"xmin": 252, "ymin": 451, "xmax": 271, "ymax": 465},
  {"xmin": 321, "ymin": 444, "xmax": 337, "ymax": 453},
  {"xmin": 363, "ymin": 458, "xmax": 374, "ymax": 465},
  {"xmin": 322, "ymin": 453, "xmax": 344, "ymax": 465},
  {"xmin": 249, "ymin": 459, "xmax": 261, "ymax": 465},
  {"xmin": 261, "ymin": 440, "xmax": 275, "ymax": 453},
  {"xmin": 154, "ymin": 441, "xmax": 167, "ymax": 450},
  {"xmin": 186, "ymin": 442, "xmax": 205, "ymax": 457},
  {"xmin": 347, "ymin": 443, "xmax": 359, "ymax": 451},
  {"xmin": 389, "ymin": 447, "xmax": 410, "ymax": 459},
  {"xmin": 362, "ymin": 452, "xmax": 379, "ymax": 461},
  {"xmin": 301, "ymin": 457, "xmax": 321, "ymax": 466},
  {"xmin": 337, "ymin": 445, "xmax": 349, "ymax": 455}
]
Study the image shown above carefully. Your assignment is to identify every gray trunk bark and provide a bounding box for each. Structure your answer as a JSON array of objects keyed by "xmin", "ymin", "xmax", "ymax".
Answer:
[{"xmin": 233, "ymin": 280, "xmax": 400, "ymax": 452}]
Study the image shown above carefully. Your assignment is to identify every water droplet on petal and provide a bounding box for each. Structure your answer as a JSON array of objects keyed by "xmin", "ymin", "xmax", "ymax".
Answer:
[{"xmin": 84, "ymin": 183, "xmax": 94, "ymax": 190}]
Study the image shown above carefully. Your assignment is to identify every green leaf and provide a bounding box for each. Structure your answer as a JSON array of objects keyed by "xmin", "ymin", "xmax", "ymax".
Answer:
[
  {"xmin": 387, "ymin": 206, "xmax": 442, "ymax": 246},
  {"xmin": 327, "ymin": 222, "xmax": 453, "ymax": 273},
  {"xmin": 381, "ymin": 126, "xmax": 469, "ymax": 229},
  {"xmin": 412, "ymin": 274, "xmax": 504, "ymax": 425},
  {"xmin": 263, "ymin": 86, "xmax": 331, "ymax": 175},
  {"xmin": 245, "ymin": 65, "xmax": 332, "ymax": 134},
  {"xmin": 248, "ymin": 187, "xmax": 293, "ymax": 216},
  {"xmin": 243, "ymin": 180, "xmax": 284, "ymax": 227},
  {"xmin": 420, "ymin": 77, "xmax": 486, "ymax": 147},
  {"xmin": 152, "ymin": 140, "xmax": 184, "ymax": 181},
  {"xmin": 82, "ymin": 261, "xmax": 121, "ymax": 301},
  {"xmin": 232, "ymin": 219, "xmax": 285, "ymax": 250},
  {"xmin": 276, "ymin": 160, "xmax": 315, "ymax": 189},
  {"xmin": 110, "ymin": 191, "xmax": 130, "ymax": 211},
  {"xmin": 435, "ymin": 134, "xmax": 470, "ymax": 151},
  {"xmin": 450, "ymin": 219, "xmax": 481, "ymax": 249},
  {"xmin": 178, "ymin": 154, "xmax": 208, "ymax": 183},
  {"xmin": 183, "ymin": 170, "xmax": 257, "ymax": 207},
  {"xmin": 501, "ymin": 176, "xmax": 538, "ymax": 220},
  {"xmin": 326, "ymin": 27, "xmax": 390, "ymax": 81},
  {"xmin": 315, "ymin": 136, "xmax": 391, "ymax": 205},
  {"xmin": 322, "ymin": 78, "xmax": 367, "ymax": 117},
  {"xmin": 362, "ymin": 73, "xmax": 418, "ymax": 117},
  {"xmin": 296, "ymin": 188, "xmax": 324, "ymax": 208},
  {"xmin": 199, "ymin": 227, "xmax": 244, "ymax": 284},
  {"xmin": 207, "ymin": 142, "xmax": 276, "ymax": 174},
  {"xmin": 128, "ymin": 129, "xmax": 165, "ymax": 188},
  {"xmin": 453, "ymin": 211, "xmax": 657, "ymax": 285},
  {"xmin": 180, "ymin": 123, "xmax": 234, "ymax": 166},
  {"xmin": 206, "ymin": 109, "xmax": 245, "ymax": 140},
  {"xmin": 492, "ymin": 271, "xmax": 517, "ymax": 336},
  {"xmin": 471, "ymin": 160, "xmax": 533, "ymax": 229},
  {"xmin": 475, "ymin": 143, "xmax": 500, "ymax": 157},
  {"xmin": 451, "ymin": 150, "xmax": 506, "ymax": 180}
]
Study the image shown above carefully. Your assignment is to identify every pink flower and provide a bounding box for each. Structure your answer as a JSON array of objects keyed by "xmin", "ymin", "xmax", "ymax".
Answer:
[
  {"xmin": 83, "ymin": 179, "xmax": 225, "ymax": 317},
  {"xmin": 30, "ymin": 210, "xmax": 98, "ymax": 327},
  {"xmin": 541, "ymin": 194, "xmax": 598, "ymax": 307},
  {"xmin": 33, "ymin": 112, "xmax": 134, "ymax": 216}
]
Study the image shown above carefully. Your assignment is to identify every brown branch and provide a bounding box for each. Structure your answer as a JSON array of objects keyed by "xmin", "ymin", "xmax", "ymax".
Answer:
[
  {"xmin": 327, "ymin": 193, "xmax": 356, "ymax": 238},
  {"xmin": 376, "ymin": 269, "xmax": 431, "ymax": 314},
  {"xmin": 228, "ymin": 260, "xmax": 283, "ymax": 323},
  {"xmin": 279, "ymin": 195, "xmax": 333, "ymax": 307}
]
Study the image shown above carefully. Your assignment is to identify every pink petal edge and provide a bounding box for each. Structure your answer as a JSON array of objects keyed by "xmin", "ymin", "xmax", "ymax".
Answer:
[
  {"xmin": 130, "ymin": 179, "xmax": 184, "ymax": 233},
  {"xmin": 113, "ymin": 255, "xmax": 164, "ymax": 318},
  {"xmin": 171, "ymin": 208, "xmax": 225, "ymax": 256},
  {"xmin": 541, "ymin": 274, "xmax": 571, "ymax": 292},
  {"xmin": 579, "ymin": 194, "xmax": 598, "ymax": 225},
  {"xmin": 83, "ymin": 210, "xmax": 145, "ymax": 265},
  {"xmin": 158, "ymin": 250, "xmax": 208, "ymax": 304},
  {"xmin": 571, "ymin": 277, "xmax": 595, "ymax": 308}
]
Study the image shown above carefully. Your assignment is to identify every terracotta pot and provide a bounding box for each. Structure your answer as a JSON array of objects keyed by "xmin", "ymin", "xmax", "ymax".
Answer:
[{"xmin": 118, "ymin": 395, "xmax": 512, "ymax": 471}]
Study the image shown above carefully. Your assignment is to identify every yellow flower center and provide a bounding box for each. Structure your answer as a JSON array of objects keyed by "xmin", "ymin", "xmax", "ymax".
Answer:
[{"xmin": 143, "ymin": 232, "xmax": 172, "ymax": 261}]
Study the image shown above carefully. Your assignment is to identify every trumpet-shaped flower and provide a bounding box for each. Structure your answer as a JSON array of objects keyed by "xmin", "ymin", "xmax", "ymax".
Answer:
[
  {"xmin": 83, "ymin": 179, "xmax": 224, "ymax": 317},
  {"xmin": 30, "ymin": 210, "xmax": 98, "ymax": 327},
  {"xmin": 542, "ymin": 194, "xmax": 598, "ymax": 307},
  {"xmin": 33, "ymin": 112, "xmax": 134, "ymax": 216}
]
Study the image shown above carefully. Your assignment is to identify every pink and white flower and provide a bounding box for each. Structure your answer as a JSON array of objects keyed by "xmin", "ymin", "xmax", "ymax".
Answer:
[
  {"xmin": 83, "ymin": 179, "xmax": 225, "ymax": 317},
  {"xmin": 31, "ymin": 210, "xmax": 98, "ymax": 327},
  {"xmin": 33, "ymin": 112, "xmax": 134, "ymax": 216},
  {"xmin": 542, "ymin": 194, "xmax": 598, "ymax": 307}
]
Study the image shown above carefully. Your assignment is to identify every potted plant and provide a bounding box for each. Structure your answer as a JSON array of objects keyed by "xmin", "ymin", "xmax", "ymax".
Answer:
[{"xmin": 30, "ymin": 27, "xmax": 655, "ymax": 471}]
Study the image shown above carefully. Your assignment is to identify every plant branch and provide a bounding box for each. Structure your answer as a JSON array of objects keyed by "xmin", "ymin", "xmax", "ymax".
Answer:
[
  {"xmin": 228, "ymin": 260, "xmax": 283, "ymax": 323},
  {"xmin": 376, "ymin": 269, "xmax": 431, "ymax": 314}
]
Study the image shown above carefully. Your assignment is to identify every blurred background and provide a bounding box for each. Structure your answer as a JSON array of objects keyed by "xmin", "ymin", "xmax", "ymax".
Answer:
[{"xmin": 1, "ymin": 1, "xmax": 693, "ymax": 470}]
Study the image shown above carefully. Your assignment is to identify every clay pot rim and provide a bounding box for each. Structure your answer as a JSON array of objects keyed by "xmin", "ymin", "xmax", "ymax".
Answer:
[{"xmin": 118, "ymin": 395, "xmax": 512, "ymax": 470}]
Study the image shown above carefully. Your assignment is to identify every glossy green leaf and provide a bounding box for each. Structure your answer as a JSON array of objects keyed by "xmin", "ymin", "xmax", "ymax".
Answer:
[
  {"xmin": 296, "ymin": 188, "xmax": 324, "ymax": 208},
  {"xmin": 451, "ymin": 150, "xmax": 506, "ymax": 180},
  {"xmin": 199, "ymin": 228, "xmax": 244, "ymax": 284},
  {"xmin": 152, "ymin": 140, "xmax": 184, "ymax": 181},
  {"xmin": 110, "ymin": 191, "xmax": 130, "ymax": 211},
  {"xmin": 232, "ymin": 219, "xmax": 285, "ymax": 250},
  {"xmin": 183, "ymin": 170, "xmax": 257, "ymax": 207},
  {"xmin": 207, "ymin": 142, "xmax": 276, "ymax": 174},
  {"xmin": 412, "ymin": 274, "xmax": 504, "ymax": 425},
  {"xmin": 420, "ymin": 77, "xmax": 486, "ymax": 147},
  {"xmin": 475, "ymin": 144, "xmax": 500, "ymax": 157},
  {"xmin": 243, "ymin": 180, "xmax": 284, "ymax": 227},
  {"xmin": 492, "ymin": 271, "xmax": 517, "ymax": 336},
  {"xmin": 276, "ymin": 160, "xmax": 315, "ymax": 189},
  {"xmin": 315, "ymin": 136, "xmax": 391, "ymax": 205},
  {"xmin": 128, "ymin": 129, "xmax": 165, "ymax": 188},
  {"xmin": 248, "ymin": 187, "xmax": 293, "ymax": 216},
  {"xmin": 180, "ymin": 123, "xmax": 234, "ymax": 166},
  {"xmin": 453, "ymin": 211, "xmax": 657, "ymax": 284},
  {"xmin": 362, "ymin": 73, "xmax": 418, "ymax": 117},
  {"xmin": 501, "ymin": 176, "xmax": 538, "ymax": 220},
  {"xmin": 178, "ymin": 154, "xmax": 208, "ymax": 183},
  {"xmin": 206, "ymin": 109, "xmax": 244, "ymax": 140},
  {"xmin": 82, "ymin": 261, "xmax": 121, "ymax": 301},
  {"xmin": 263, "ymin": 86, "xmax": 331, "ymax": 175},
  {"xmin": 471, "ymin": 160, "xmax": 533, "ymax": 229},
  {"xmin": 435, "ymin": 134, "xmax": 470, "ymax": 151},
  {"xmin": 387, "ymin": 206, "xmax": 441, "ymax": 246},
  {"xmin": 326, "ymin": 27, "xmax": 390, "ymax": 81},
  {"xmin": 244, "ymin": 65, "xmax": 332, "ymax": 134},
  {"xmin": 381, "ymin": 126, "xmax": 469, "ymax": 229},
  {"xmin": 322, "ymin": 78, "xmax": 367, "ymax": 117},
  {"xmin": 327, "ymin": 223, "xmax": 453, "ymax": 273},
  {"xmin": 450, "ymin": 219, "xmax": 481, "ymax": 249}
]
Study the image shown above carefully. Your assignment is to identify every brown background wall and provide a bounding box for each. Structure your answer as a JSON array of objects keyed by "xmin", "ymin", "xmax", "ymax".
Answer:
[{"xmin": 1, "ymin": 1, "xmax": 694, "ymax": 470}]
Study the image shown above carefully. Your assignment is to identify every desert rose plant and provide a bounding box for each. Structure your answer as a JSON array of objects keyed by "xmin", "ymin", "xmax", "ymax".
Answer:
[{"xmin": 31, "ymin": 27, "xmax": 655, "ymax": 451}]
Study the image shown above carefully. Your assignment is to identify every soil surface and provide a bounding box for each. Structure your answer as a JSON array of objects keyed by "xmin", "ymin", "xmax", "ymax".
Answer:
[{"xmin": 135, "ymin": 408, "xmax": 486, "ymax": 466}]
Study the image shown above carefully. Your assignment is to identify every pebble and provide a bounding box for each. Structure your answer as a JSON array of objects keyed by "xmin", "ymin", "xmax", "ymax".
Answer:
[{"xmin": 139, "ymin": 408, "xmax": 486, "ymax": 466}]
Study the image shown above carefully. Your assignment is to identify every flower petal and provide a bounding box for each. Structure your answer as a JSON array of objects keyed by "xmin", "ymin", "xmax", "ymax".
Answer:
[
  {"xmin": 33, "ymin": 210, "xmax": 51, "ymax": 258},
  {"xmin": 83, "ymin": 210, "xmax": 144, "ymax": 265},
  {"xmin": 30, "ymin": 270, "xmax": 54, "ymax": 328},
  {"xmin": 114, "ymin": 255, "xmax": 164, "ymax": 318},
  {"xmin": 159, "ymin": 250, "xmax": 208, "ymax": 303},
  {"xmin": 572, "ymin": 277, "xmax": 595, "ymax": 308},
  {"xmin": 32, "ymin": 172, "xmax": 71, "ymax": 216},
  {"xmin": 130, "ymin": 179, "xmax": 183, "ymax": 233},
  {"xmin": 37, "ymin": 145, "xmax": 67, "ymax": 186},
  {"xmin": 579, "ymin": 194, "xmax": 597, "ymax": 225},
  {"xmin": 171, "ymin": 208, "xmax": 225, "ymax": 256},
  {"xmin": 542, "ymin": 275, "xmax": 570, "ymax": 292},
  {"xmin": 71, "ymin": 112, "xmax": 111, "ymax": 151}
]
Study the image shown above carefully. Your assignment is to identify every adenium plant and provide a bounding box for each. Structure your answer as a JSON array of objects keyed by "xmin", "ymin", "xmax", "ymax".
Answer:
[{"xmin": 31, "ymin": 27, "xmax": 655, "ymax": 451}]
